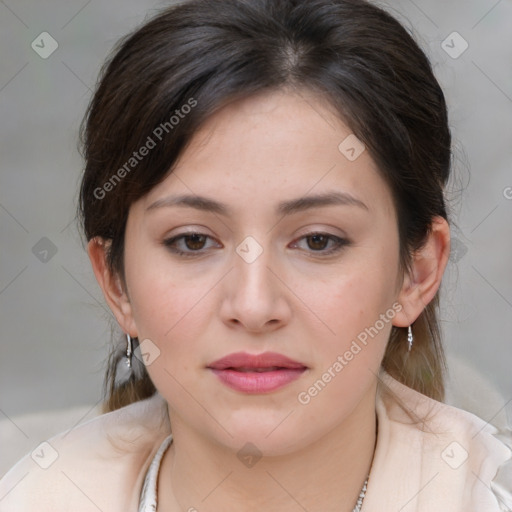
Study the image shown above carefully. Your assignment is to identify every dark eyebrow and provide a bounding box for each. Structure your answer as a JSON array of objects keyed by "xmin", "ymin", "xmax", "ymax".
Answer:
[{"xmin": 145, "ymin": 191, "xmax": 369, "ymax": 216}]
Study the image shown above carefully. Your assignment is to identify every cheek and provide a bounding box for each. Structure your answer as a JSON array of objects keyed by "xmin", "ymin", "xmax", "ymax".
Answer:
[
  {"xmin": 305, "ymin": 262, "xmax": 397, "ymax": 337},
  {"xmin": 123, "ymin": 240, "xmax": 214, "ymax": 365},
  {"xmin": 126, "ymin": 267, "xmax": 212, "ymax": 400},
  {"xmin": 293, "ymin": 273, "xmax": 395, "ymax": 420},
  {"xmin": 129, "ymin": 272, "xmax": 209, "ymax": 343},
  {"xmin": 297, "ymin": 247, "xmax": 400, "ymax": 375}
]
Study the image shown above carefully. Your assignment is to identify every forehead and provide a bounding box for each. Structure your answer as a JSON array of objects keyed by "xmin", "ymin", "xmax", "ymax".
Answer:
[
  {"xmin": 179, "ymin": 88, "xmax": 354, "ymax": 168},
  {"xmin": 140, "ymin": 89, "xmax": 395, "ymax": 220}
]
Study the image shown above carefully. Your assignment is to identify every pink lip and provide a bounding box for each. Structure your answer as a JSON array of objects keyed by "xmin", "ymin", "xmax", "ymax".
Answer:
[{"xmin": 207, "ymin": 351, "xmax": 307, "ymax": 393}]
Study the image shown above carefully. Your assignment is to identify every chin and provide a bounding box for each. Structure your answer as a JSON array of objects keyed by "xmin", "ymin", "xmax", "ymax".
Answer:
[{"xmin": 210, "ymin": 415, "xmax": 314, "ymax": 458}]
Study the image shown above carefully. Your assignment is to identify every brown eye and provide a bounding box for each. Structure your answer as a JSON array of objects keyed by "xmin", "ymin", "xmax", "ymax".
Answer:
[
  {"xmin": 292, "ymin": 232, "xmax": 350, "ymax": 256},
  {"xmin": 163, "ymin": 232, "xmax": 217, "ymax": 256},
  {"xmin": 182, "ymin": 234, "xmax": 207, "ymax": 250},
  {"xmin": 306, "ymin": 234, "xmax": 330, "ymax": 251}
]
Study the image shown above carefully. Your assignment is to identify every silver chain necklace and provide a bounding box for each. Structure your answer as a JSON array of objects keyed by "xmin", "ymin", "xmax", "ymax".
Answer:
[{"xmin": 352, "ymin": 476, "xmax": 369, "ymax": 512}]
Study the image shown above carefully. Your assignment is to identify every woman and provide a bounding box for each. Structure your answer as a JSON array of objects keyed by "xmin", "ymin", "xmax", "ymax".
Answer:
[{"xmin": 1, "ymin": 0, "xmax": 510, "ymax": 510}]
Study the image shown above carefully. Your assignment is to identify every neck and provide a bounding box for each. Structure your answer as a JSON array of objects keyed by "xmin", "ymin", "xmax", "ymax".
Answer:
[{"xmin": 159, "ymin": 383, "xmax": 378, "ymax": 512}]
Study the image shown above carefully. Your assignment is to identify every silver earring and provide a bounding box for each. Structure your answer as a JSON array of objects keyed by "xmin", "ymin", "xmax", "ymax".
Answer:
[
  {"xmin": 407, "ymin": 325, "xmax": 413, "ymax": 352},
  {"xmin": 126, "ymin": 334, "xmax": 133, "ymax": 368}
]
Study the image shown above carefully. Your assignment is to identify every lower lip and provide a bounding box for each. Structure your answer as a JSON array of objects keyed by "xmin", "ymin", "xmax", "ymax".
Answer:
[{"xmin": 209, "ymin": 368, "xmax": 307, "ymax": 393}]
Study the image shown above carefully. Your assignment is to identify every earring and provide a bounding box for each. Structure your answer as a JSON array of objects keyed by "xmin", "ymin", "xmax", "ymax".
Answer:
[
  {"xmin": 126, "ymin": 334, "xmax": 133, "ymax": 368},
  {"xmin": 407, "ymin": 325, "xmax": 413, "ymax": 352}
]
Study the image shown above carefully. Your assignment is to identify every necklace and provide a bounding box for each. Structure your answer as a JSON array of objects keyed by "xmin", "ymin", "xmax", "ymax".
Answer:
[
  {"xmin": 352, "ymin": 476, "xmax": 369, "ymax": 512},
  {"xmin": 144, "ymin": 436, "xmax": 371, "ymax": 512}
]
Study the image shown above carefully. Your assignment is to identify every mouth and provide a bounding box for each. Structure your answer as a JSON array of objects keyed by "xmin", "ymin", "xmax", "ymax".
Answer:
[
  {"xmin": 223, "ymin": 366, "xmax": 293, "ymax": 372},
  {"xmin": 207, "ymin": 352, "xmax": 308, "ymax": 393}
]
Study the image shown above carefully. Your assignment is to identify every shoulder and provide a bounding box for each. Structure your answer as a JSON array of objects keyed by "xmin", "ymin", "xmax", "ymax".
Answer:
[
  {"xmin": 371, "ymin": 372, "xmax": 512, "ymax": 511},
  {"xmin": 0, "ymin": 393, "xmax": 171, "ymax": 512}
]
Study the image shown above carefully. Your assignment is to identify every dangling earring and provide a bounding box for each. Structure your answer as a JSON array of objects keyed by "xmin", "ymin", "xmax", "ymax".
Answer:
[
  {"xmin": 126, "ymin": 334, "xmax": 133, "ymax": 368},
  {"xmin": 407, "ymin": 325, "xmax": 413, "ymax": 352}
]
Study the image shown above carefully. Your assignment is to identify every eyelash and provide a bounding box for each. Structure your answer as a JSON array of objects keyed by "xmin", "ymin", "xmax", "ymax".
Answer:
[{"xmin": 162, "ymin": 231, "xmax": 350, "ymax": 258}]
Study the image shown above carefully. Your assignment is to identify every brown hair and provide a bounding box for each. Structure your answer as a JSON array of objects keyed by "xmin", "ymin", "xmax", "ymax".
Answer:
[{"xmin": 78, "ymin": 0, "xmax": 452, "ymax": 412}]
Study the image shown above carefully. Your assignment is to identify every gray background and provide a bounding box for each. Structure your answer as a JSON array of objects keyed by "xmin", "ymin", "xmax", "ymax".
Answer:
[{"xmin": 1, "ymin": 0, "xmax": 511, "ymax": 468}]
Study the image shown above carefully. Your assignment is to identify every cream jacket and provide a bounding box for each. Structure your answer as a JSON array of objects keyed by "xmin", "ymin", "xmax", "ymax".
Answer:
[{"xmin": 1, "ymin": 372, "xmax": 511, "ymax": 511}]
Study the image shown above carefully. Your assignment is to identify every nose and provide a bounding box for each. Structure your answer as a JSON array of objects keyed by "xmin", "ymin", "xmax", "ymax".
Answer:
[{"xmin": 219, "ymin": 244, "xmax": 292, "ymax": 333}]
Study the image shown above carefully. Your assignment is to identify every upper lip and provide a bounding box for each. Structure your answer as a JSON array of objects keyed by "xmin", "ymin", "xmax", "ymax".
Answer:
[{"xmin": 207, "ymin": 351, "xmax": 307, "ymax": 370}]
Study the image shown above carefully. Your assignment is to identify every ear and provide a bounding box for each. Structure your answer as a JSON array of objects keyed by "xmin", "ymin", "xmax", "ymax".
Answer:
[
  {"xmin": 392, "ymin": 216, "xmax": 451, "ymax": 328},
  {"xmin": 87, "ymin": 237, "xmax": 138, "ymax": 337}
]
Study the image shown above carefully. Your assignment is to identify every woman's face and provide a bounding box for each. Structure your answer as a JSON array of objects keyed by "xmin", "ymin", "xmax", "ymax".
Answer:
[{"xmin": 120, "ymin": 89, "xmax": 407, "ymax": 454}]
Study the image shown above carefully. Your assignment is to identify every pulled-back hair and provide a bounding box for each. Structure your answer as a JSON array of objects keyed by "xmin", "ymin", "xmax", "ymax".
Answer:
[{"xmin": 78, "ymin": 0, "xmax": 452, "ymax": 412}]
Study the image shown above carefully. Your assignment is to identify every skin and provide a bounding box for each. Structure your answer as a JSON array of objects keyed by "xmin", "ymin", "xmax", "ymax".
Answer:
[{"xmin": 89, "ymin": 88, "xmax": 450, "ymax": 511}]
